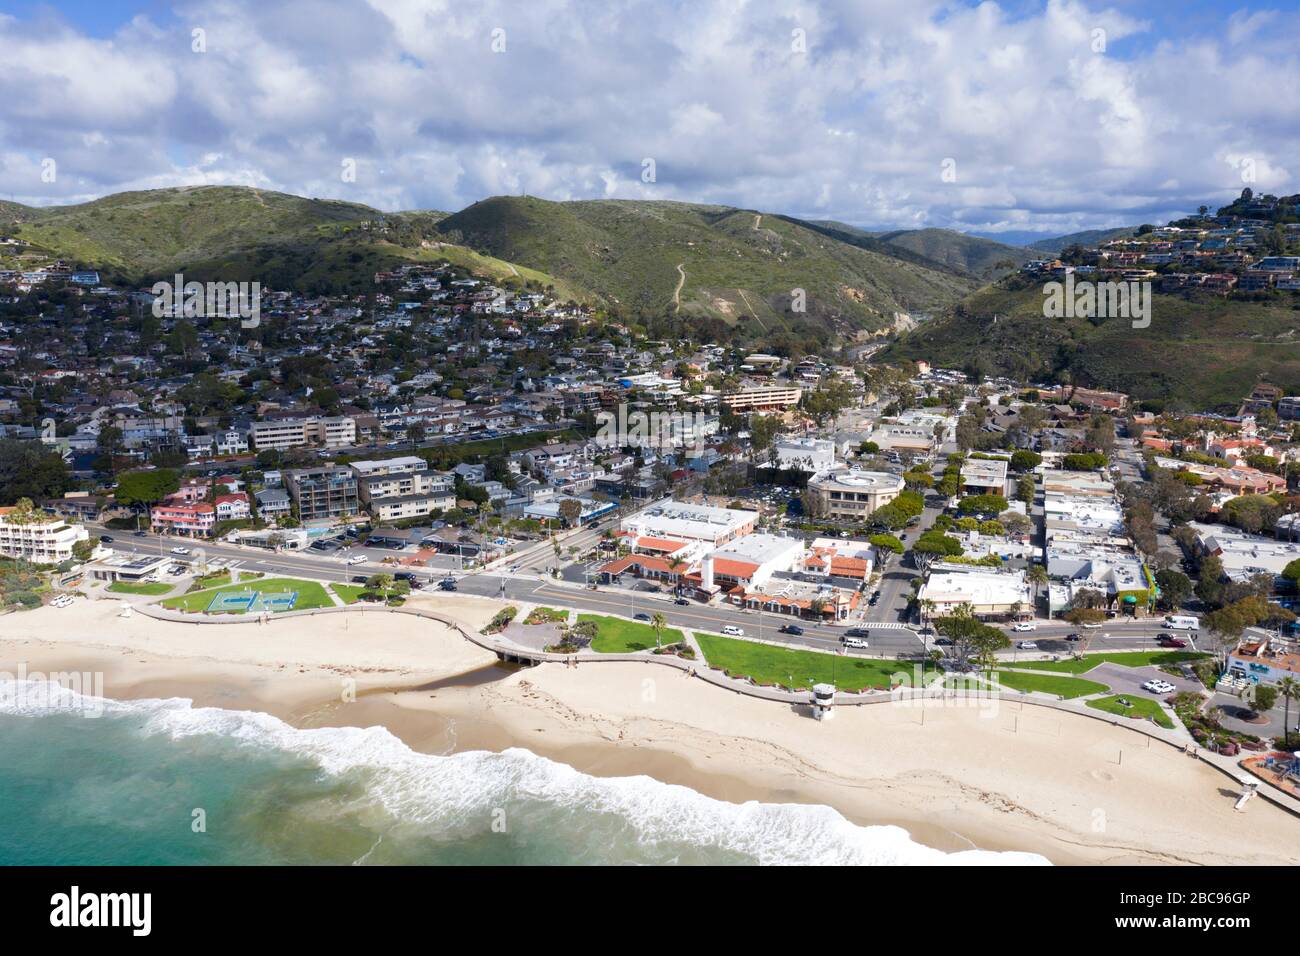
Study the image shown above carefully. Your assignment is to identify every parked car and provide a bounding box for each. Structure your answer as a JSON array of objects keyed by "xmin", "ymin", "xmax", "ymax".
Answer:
[
  {"xmin": 1017, "ymin": 641, "xmax": 1038, "ymax": 650},
  {"xmin": 1141, "ymin": 679, "xmax": 1176, "ymax": 695},
  {"xmin": 779, "ymin": 624, "xmax": 804, "ymax": 636},
  {"xmin": 721, "ymin": 625, "xmax": 744, "ymax": 637},
  {"xmin": 133, "ymin": 531, "xmax": 147, "ymax": 538},
  {"xmin": 674, "ymin": 598, "xmax": 689, "ymax": 606},
  {"xmin": 634, "ymin": 613, "xmax": 651, "ymax": 622}
]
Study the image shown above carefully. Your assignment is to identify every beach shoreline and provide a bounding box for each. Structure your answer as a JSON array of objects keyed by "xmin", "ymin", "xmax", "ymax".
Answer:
[{"xmin": 2, "ymin": 597, "xmax": 1297, "ymax": 866}]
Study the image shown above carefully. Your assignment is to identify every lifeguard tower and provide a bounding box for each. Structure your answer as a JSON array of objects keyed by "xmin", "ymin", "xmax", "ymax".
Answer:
[{"xmin": 811, "ymin": 683, "xmax": 836, "ymax": 720}]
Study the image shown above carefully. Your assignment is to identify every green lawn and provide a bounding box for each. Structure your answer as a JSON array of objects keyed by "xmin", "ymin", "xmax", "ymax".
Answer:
[
  {"xmin": 1009, "ymin": 651, "xmax": 1207, "ymax": 675},
  {"xmin": 696, "ymin": 632, "xmax": 932, "ymax": 692},
  {"xmin": 1087, "ymin": 694, "xmax": 1175, "ymax": 729},
  {"xmin": 186, "ymin": 570, "xmax": 233, "ymax": 592},
  {"xmin": 331, "ymin": 584, "xmax": 366, "ymax": 605},
  {"xmin": 990, "ymin": 669, "xmax": 1109, "ymax": 699},
  {"xmin": 108, "ymin": 580, "xmax": 173, "ymax": 595},
  {"xmin": 160, "ymin": 577, "xmax": 334, "ymax": 613},
  {"xmin": 578, "ymin": 614, "xmax": 684, "ymax": 653}
]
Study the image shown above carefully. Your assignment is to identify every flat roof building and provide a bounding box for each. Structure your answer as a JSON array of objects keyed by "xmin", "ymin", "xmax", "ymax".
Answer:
[
  {"xmin": 805, "ymin": 469, "xmax": 904, "ymax": 521},
  {"xmin": 621, "ymin": 500, "xmax": 756, "ymax": 547}
]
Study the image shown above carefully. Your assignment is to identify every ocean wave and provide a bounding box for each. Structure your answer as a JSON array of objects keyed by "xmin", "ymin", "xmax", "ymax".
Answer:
[{"xmin": 0, "ymin": 679, "xmax": 1050, "ymax": 866}]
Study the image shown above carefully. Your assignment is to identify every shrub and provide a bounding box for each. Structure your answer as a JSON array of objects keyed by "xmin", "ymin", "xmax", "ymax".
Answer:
[{"xmin": 485, "ymin": 606, "xmax": 518, "ymax": 634}]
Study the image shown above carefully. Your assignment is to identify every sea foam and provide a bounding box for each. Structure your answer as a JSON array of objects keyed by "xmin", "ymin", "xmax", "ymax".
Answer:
[{"xmin": 0, "ymin": 679, "xmax": 1050, "ymax": 866}]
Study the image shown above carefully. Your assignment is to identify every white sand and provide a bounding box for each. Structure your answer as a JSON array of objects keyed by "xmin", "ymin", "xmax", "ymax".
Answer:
[{"xmin": 2, "ymin": 596, "xmax": 1297, "ymax": 865}]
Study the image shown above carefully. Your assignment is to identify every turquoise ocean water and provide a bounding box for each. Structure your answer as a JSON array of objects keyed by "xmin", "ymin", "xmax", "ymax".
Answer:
[{"xmin": 0, "ymin": 680, "xmax": 1048, "ymax": 865}]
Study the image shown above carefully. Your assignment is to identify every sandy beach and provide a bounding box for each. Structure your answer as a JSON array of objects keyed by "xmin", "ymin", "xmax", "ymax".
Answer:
[{"xmin": 2, "ymin": 594, "xmax": 1297, "ymax": 865}]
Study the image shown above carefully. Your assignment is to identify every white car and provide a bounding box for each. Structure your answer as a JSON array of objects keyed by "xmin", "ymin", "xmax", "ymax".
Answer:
[
  {"xmin": 1141, "ymin": 679, "xmax": 1176, "ymax": 695},
  {"xmin": 50, "ymin": 595, "xmax": 73, "ymax": 608},
  {"xmin": 1012, "ymin": 622, "xmax": 1037, "ymax": 632},
  {"xmin": 842, "ymin": 637, "xmax": 869, "ymax": 649},
  {"xmin": 721, "ymin": 625, "xmax": 745, "ymax": 637},
  {"xmin": 1081, "ymin": 622, "xmax": 1103, "ymax": 629},
  {"xmin": 347, "ymin": 555, "xmax": 368, "ymax": 565},
  {"xmin": 1017, "ymin": 641, "xmax": 1038, "ymax": 650},
  {"xmin": 170, "ymin": 547, "xmax": 190, "ymax": 555}
]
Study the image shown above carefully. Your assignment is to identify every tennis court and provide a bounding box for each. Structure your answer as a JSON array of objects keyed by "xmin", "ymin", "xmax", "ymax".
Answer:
[{"xmin": 204, "ymin": 588, "xmax": 299, "ymax": 614}]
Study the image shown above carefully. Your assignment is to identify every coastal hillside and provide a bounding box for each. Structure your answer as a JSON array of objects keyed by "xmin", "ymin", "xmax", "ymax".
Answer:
[
  {"xmin": 0, "ymin": 187, "xmax": 582, "ymax": 297},
  {"xmin": 435, "ymin": 196, "xmax": 978, "ymax": 339},
  {"xmin": 1027, "ymin": 227, "xmax": 1136, "ymax": 254},
  {"xmin": 870, "ymin": 228, "xmax": 1033, "ymax": 279},
  {"xmin": 883, "ymin": 279, "xmax": 1300, "ymax": 410}
]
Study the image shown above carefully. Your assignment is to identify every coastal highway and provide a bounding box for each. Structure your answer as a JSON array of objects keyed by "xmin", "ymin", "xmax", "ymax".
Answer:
[{"xmin": 92, "ymin": 524, "xmax": 1196, "ymax": 660}]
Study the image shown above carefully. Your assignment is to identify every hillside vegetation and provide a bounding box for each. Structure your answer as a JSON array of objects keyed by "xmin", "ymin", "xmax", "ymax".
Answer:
[
  {"xmin": 0, "ymin": 186, "xmax": 580, "ymax": 297},
  {"xmin": 1027, "ymin": 227, "xmax": 1136, "ymax": 254},
  {"xmin": 884, "ymin": 278, "xmax": 1300, "ymax": 410},
  {"xmin": 871, "ymin": 228, "xmax": 1033, "ymax": 279},
  {"xmin": 435, "ymin": 196, "xmax": 977, "ymax": 338}
]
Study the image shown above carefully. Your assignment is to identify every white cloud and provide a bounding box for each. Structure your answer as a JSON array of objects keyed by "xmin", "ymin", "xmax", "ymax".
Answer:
[{"xmin": 0, "ymin": 0, "xmax": 1294, "ymax": 239}]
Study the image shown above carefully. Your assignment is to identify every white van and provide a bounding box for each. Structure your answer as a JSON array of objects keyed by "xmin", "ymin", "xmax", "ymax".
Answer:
[{"xmin": 1164, "ymin": 615, "xmax": 1199, "ymax": 631}]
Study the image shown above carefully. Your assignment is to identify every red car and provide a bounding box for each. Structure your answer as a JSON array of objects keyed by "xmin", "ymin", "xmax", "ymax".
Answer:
[{"xmin": 1159, "ymin": 637, "xmax": 1188, "ymax": 648}]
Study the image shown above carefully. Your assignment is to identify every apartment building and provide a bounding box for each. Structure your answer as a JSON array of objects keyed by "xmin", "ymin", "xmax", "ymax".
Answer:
[
  {"xmin": 151, "ymin": 499, "xmax": 215, "ymax": 537},
  {"xmin": 720, "ymin": 384, "xmax": 803, "ymax": 413},
  {"xmin": 249, "ymin": 416, "xmax": 356, "ymax": 451},
  {"xmin": 350, "ymin": 457, "xmax": 455, "ymax": 522},
  {"xmin": 283, "ymin": 466, "xmax": 360, "ymax": 520},
  {"xmin": 0, "ymin": 506, "xmax": 90, "ymax": 563}
]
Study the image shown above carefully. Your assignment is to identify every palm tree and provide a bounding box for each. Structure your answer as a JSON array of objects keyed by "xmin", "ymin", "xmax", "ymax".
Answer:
[
  {"xmin": 1027, "ymin": 564, "xmax": 1049, "ymax": 615},
  {"xmin": 651, "ymin": 612, "xmax": 667, "ymax": 649},
  {"xmin": 1279, "ymin": 676, "xmax": 1300, "ymax": 742}
]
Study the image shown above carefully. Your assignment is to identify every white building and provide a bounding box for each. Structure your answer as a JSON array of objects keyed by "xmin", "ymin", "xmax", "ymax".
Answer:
[
  {"xmin": 703, "ymin": 533, "xmax": 805, "ymax": 590},
  {"xmin": 621, "ymin": 500, "xmax": 756, "ymax": 547},
  {"xmin": 918, "ymin": 565, "xmax": 1032, "ymax": 618},
  {"xmin": 805, "ymin": 469, "xmax": 904, "ymax": 520},
  {"xmin": 0, "ymin": 506, "xmax": 90, "ymax": 563},
  {"xmin": 250, "ymin": 416, "xmax": 356, "ymax": 451},
  {"xmin": 774, "ymin": 437, "xmax": 837, "ymax": 472}
]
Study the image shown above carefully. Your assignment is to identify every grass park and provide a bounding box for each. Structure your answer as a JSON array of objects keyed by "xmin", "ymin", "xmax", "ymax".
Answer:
[
  {"xmin": 989, "ymin": 669, "xmax": 1109, "ymax": 699},
  {"xmin": 107, "ymin": 580, "xmax": 173, "ymax": 595},
  {"xmin": 160, "ymin": 577, "xmax": 334, "ymax": 614},
  {"xmin": 577, "ymin": 614, "xmax": 684, "ymax": 653},
  {"xmin": 1087, "ymin": 694, "xmax": 1176, "ymax": 729},
  {"xmin": 1009, "ymin": 650, "xmax": 1208, "ymax": 675},
  {"xmin": 695, "ymin": 632, "xmax": 934, "ymax": 692}
]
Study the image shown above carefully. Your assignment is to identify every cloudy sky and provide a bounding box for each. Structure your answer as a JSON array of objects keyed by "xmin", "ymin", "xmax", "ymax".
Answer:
[{"xmin": 1, "ymin": 0, "xmax": 1296, "ymax": 238}]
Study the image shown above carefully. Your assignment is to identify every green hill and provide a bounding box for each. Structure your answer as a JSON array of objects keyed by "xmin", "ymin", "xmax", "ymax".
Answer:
[
  {"xmin": 883, "ymin": 278, "xmax": 1300, "ymax": 410},
  {"xmin": 435, "ymin": 196, "xmax": 977, "ymax": 339},
  {"xmin": 870, "ymin": 228, "xmax": 1033, "ymax": 279},
  {"xmin": 0, "ymin": 186, "xmax": 580, "ymax": 297},
  {"xmin": 1027, "ymin": 227, "xmax": 1135, "ymax": 254}
]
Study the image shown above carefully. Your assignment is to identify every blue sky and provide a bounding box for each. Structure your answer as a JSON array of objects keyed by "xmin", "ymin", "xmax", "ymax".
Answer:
[{"xmin": 0, "ymin": 0, "xmax": 1295, "ymax": 236}]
